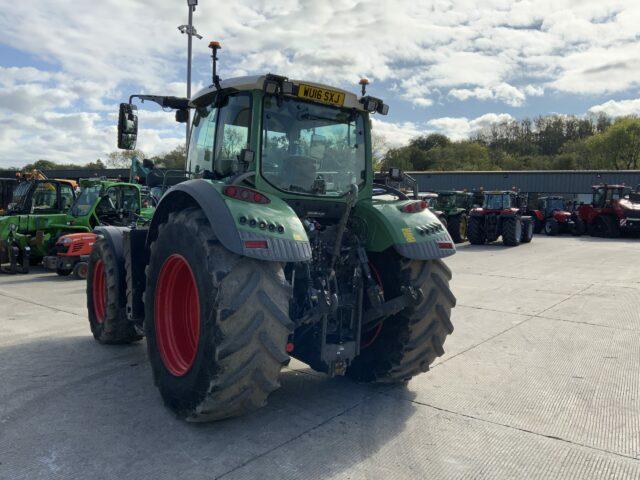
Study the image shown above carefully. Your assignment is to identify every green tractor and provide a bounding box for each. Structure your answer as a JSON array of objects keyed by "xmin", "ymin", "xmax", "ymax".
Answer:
[
  {"xmin": 87, "ymin": 45, "xmax": 457, "ymax": 422},
  {"xmin": 0, "ymin": 178, "xmax": 77, "ymax": 273},
  {"xmin": 434, "ymin": 191, "xmax": 473, "ymax": 243},
  {"xmin": 42, "ymin": 178, "xmax": 154, "ymax": 277}
]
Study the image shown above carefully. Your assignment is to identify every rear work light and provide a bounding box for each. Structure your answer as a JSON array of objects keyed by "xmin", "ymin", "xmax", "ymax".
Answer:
[
  {"xmin": 401, "ymin": 201, "xmax": 428, "ymax": 213},
  {"xmin": 223, "ymin": 186, "xmax": 270, "ymax": 204}
]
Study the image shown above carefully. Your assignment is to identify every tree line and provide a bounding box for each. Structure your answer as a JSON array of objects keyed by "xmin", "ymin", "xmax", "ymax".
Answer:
[
  {"xmin": 9, "ymin": 113, "xmax": 640, "ymax": 173},
  {"xmin": 378, "ymin": 113, "xmax": 640, "ymax": 172},
  {"xmin": 10, "ymin": 145, "xmax": 187, "ymax": 173}
]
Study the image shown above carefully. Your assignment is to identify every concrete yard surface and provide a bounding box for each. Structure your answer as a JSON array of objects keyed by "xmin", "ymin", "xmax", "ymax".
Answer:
[{"xmin": 0, "ymin": 235, "xmax": 639, "ymax": 479}]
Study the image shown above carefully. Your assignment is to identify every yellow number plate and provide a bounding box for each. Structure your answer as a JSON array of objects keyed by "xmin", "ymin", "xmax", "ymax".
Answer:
[{"xmin": 297, "ymin": 84, "xmax": 345, "ymax": 107}]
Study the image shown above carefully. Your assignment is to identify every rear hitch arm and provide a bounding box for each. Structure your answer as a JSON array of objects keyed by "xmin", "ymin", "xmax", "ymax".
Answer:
[{"xmin": 362, "ymin": 285, "xmax": 423, "ymax": 326}]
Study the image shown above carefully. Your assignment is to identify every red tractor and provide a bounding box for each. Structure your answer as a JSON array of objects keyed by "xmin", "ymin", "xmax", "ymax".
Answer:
[
  {"xmin": 467, "ymin": 190, "xmax": 534, "ymax": 246},
  {"xmin": 536, "ymin": 196, "xmax": 584, "ymax": 236},
  {"xmin": 43, "ymin": 232, "xmax": 96, "ymax": 279},
  {"xmin": 577, "ymin": 184, "xmax": 640, "ymax": 238}
]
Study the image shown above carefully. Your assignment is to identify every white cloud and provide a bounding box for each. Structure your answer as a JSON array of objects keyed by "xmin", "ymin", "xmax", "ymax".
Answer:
[
  {"xmin": 1, "ymin": 1, "xmax": 639, "ymax": 164},
  {"xmin": 427, "ymin": 113, "xmax": 515, "ymax": 140},
  {"xmin": 372, "ymin": 113, "xmax": 514, "ymax": 146},
  {"xmin": 588, "ymin": 98, "xmax": 640, "ymax": 117}
]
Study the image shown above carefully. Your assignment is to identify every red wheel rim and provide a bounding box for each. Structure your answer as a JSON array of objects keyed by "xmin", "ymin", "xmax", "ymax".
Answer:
[
  {"xmin": 92, "ymin": 260, "xmax": 107, "ymax": 324},
  {"xmin": 154, "ymin": 254, "xmax": 200, "ymax": 377}
]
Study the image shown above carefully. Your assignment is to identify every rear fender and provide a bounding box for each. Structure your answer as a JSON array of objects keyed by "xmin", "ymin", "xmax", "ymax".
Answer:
[
  {"xmin": 354, "ymin": 200, "xmax": 455, "ymax": 260},
  {"xmin": 147, "ymin": 180, "xmax": 311, "ymax": 262}
]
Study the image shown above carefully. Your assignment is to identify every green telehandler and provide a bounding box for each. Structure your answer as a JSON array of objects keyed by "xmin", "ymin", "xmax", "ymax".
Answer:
[
  {"xmin": 86, "ymin": 43, "xmax": 457, "ymax": 421},
  {"xmin": 0, "ymin": 178, "xmax": 77, "ymax": 273},
  {"xmin": 41, "ymin": 178, "xmax": 154, "ymax": 277}
]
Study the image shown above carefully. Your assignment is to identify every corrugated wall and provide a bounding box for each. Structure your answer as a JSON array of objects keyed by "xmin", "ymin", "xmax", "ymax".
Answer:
[{"xmin": 411, "ymin": 170, "xmax": 640, "ymax": 194}]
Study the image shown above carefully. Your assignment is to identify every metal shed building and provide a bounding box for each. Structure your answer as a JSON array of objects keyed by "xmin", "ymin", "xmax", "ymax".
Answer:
[{"xmin": 411, "ymin": 170, "xmax": 640, "ymax": 198}]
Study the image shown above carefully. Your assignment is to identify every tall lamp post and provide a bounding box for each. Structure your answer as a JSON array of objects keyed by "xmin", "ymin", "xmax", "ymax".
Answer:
[{"xmin": 178, "ymin": 0, "xmax": 202, "ymax": 148}]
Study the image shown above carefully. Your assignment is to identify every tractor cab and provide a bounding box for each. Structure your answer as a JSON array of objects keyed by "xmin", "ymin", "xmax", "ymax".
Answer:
[
  {"xmin": 118, "ymin": 73, "xmax": 390, "ymax": 215},
  {"xmin": 5, "ymin": 179, "xmax": 76, "ymax": 215},
  {"xmin": 537, "ymin": 196, "xmax": 567, "ymax": 217},
  {"xmin": 591, "ymin": 184, "xmax": 633, "ymax": 208},
  {"xmin": 69, "ymin": 179, "xmax": 149, "ymax": 228},
  {"xmin": 482, "ymin": 191, "xmax": 522, "ymax": 212}
]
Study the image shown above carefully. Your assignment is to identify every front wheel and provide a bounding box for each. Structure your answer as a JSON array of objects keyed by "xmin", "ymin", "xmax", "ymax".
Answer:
[
  {"xmin": 144, "ymin": 207, "xmax": 293, "ymax": 421},
  {"xmin": 346, "ymin": 253, "xmax": 456, "ymax": 383},
  {"xmin": 87, "ymin": 238, "xmax": 141, "ymax": 344},
  {"xmin": 544, "ymin": 218, "xmax": 559, "ymax": 236}
]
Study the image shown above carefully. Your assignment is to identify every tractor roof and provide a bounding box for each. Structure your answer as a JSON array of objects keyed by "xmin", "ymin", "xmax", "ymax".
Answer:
[
  {"xmin": 191, "ymin": 75, "xmax": 365, "ymax": 112},
  {"xmin": 592, "ymin": 184, "xmax": 628, "ymax": 189},
  {"xmin": 437, "ymin": 190, "xmax": 468, "ymax": 195}
]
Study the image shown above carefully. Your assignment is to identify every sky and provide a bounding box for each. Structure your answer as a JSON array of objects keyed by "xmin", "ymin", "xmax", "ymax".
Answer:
[{"xmin": 0, "ymin": 0, "xmax": 639, "ymax": 167}]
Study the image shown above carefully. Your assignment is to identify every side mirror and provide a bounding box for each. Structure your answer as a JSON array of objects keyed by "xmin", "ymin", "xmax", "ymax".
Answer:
[
  {"xmin": 175, "ymin": 109, "xmax": 189, "ymax": 123},
  {"xmin": 118, "ymin": 103, "xmax": 138, "ymax": 150}
]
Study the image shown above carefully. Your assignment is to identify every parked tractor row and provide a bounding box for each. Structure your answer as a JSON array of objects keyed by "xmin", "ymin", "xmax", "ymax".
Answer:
[{"xmin": 417, "ymin": 182, "xmax": 640, "ymax": 247}]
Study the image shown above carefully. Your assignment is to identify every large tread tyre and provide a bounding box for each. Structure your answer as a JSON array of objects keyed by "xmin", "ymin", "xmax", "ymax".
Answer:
[
  {"xmin": 521, "ymin": 218, "xmax": 534, "ymax": 243},
  {"xmin": 144, "ymin": 207, "xmax": 292, "ymax": 422},
  {"xmin": 602, "ymin": 216, "xmax": 621, "ymax": 238},
  {"xmin": 502, "ymin": 217, "xmax": 522, "ymax": 246},
  {"xmin": 588, "ymin": 216, "xmax": 620, "ymax": 238},
  {"xmin": 447, "ymin": 214, "xmax": 467, "ymax": 243},
  {"xmin": 87, "ymin": 238, "xmax": 142, "ymax": 344},
  {"xmin": 346, "ymin": 253, "xmax": 455, "ymax": 383},
  {"xmin": 467, "ymin": 215, "xmax": 486, "ymax": 245},
  {"xmin": 544, "ymin": 218, "xmax": 559, "ymax": 236}
]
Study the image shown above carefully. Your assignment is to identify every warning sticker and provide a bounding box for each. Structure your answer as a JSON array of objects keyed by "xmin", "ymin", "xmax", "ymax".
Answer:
[{"xmin": 402, "ymin": 227, "xmax": 416, "ymax": 243}]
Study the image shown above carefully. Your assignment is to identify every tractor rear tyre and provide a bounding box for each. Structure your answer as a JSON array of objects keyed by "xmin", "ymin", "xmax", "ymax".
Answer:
[
  {"xmin": 447, "ymin": 214, "xmax": 468, "ymax": 243},
  {"xmin": 502, "ymin": 216, "xmax": 522, "ymax": 246},
  {"xmin": 87, "ymin": 238, "xmax": 142, "ymax": 344},
  {"xmin": 589, "ymin": 215, "xmax": 620, "ymax": 238},
  {"xmin": 521, "ymin": 218, "xmax": 533, "ymax": 243},
  {"xmin": 347, "ymin": 252, "xmax": 455, "ymax": 383},
  {"xmin": 144, "ymin": 207, "xmax": 292, "ymax": 421},
  {"xmin": 467, "ymin": 215, "xmax": 486, "ymax": 245},
  {"xmin": 544, "ymin": 218, "xmax": 559, "ymax": 236}
]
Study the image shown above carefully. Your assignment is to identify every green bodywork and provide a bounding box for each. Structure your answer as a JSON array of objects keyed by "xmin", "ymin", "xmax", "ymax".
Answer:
[
  {"xmin": 207, "ymin": 180, "xmax": 443, "ymax": 253},
  {"xmin": 0, "ymin": 179, "xmax": 152, "ymax": 261}
]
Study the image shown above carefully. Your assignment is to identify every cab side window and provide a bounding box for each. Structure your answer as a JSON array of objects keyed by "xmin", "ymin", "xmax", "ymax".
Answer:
[
  {"xmin": 214, "ymin": 94, "xmax": 251, "ymax": 177},
  {"xmin": 121, "ymin": 187, "xmax": 140, "ymax": 213},
  {"xmin": 593, "ymin": 188, "xmax": 605, "ymax": 207},
  {"xmin": 188, "ymin": 104, "xmax": 217, "ymax": 174},
  {"xmin": 60, "ymin": 184, "xmax": 75, "ymax": 211},
  {"xmin": 31, "ymin": 182, "xmax": 58, "ymax": 213}
]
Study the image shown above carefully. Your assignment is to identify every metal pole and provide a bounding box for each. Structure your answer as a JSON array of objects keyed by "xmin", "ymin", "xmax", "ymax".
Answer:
[{"xmin": 186, "ymin": 4, "xmax": 193, "ymax": 147}]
